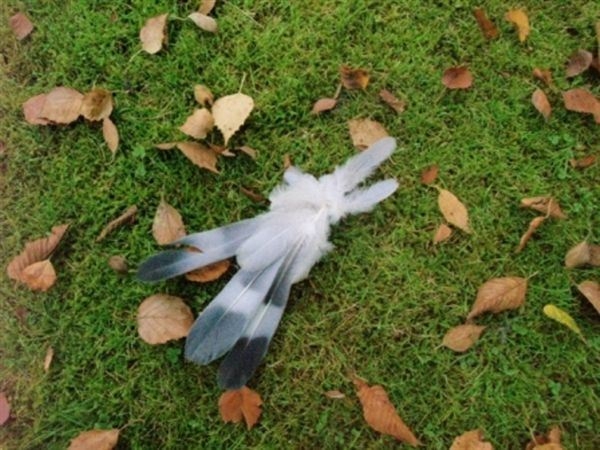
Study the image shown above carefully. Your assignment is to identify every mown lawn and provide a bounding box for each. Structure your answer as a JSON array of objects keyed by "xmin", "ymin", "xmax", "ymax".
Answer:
[{"xmin": 1, "ymin": 1, "xmax": 599, "ymax": 448}]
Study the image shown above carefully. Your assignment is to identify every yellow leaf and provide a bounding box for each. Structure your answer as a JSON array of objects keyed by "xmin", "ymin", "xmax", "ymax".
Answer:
[
  {"xmin": 542, "ymin": 304, "xmax": 584, "ymax": 340},
  {"xmin": 505, "ymin": 8, "xmax": 530, "ymax": 42}
]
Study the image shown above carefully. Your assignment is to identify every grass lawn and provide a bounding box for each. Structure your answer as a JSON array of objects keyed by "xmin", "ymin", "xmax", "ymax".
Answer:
[{"xmin": 1, "ymin": 1, "xmax": 600, "ymax": 448}]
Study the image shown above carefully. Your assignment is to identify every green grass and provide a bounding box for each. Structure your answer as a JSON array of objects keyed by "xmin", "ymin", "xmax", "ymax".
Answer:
[{"xmin": 1, "ymin": 1, "xmax": 600, "ymax": 448}]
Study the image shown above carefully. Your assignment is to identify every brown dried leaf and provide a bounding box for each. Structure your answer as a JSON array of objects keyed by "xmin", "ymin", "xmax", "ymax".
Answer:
[
  {"xmin": 532, "ymin": 89, "xmax": 551, "ymax": 120},
  {"xmin": 420, "ymin": 164, "xmax": 439, "ymax": 185},
  {"xmin": 212, "ymin": 93, "xmax": 254, "ymax": 145},
  {"xmin": 96, "ymin": 205, "xmax": 137, "ymax": 242},
  {"xmin": 566, "ymin": 49, "xmax": 593, "ymax": 78},
  {"xmin": 10, "ymin": 12, "xmax": 34, "ymax": 40},
  {"xmin": 283, "ymin": 154, "xmax": 292, "ymax": 170},
  {"xmin": 140, "ymin": 13, "xmax": 168, "ymax": 54},
  {"xmin": 324, "ymin": 390, "xmax": 346, "ymax": 399},
  {"xmin": 43, "ymin": 346, "xmax": 54, "ymax": 372},
  {"xmin": 433, "ymin": 223, "xmax": 453, "ymax": 244},
  {"xmin": 569, "ymin": 154, "xmax": 596, "ymax": 169},
  {"xmin": 137, "ymin": 294, "xmax": 194, "ymax": 344},
  {"xmin": 176, "ymin": 141, "xmax": 219, "ymax": 174},
  {"xmin": 80, "ymin": 88, "xmax": 113, "ymax": 121},
  {"xmin": 179, "ymin": 108, "xmax": 214, "ymax": 139},
  {"xmin": 199, "ymin": 0, "xmax": 216, "ymax": 15},
  {"xmin": 353, "ymin": 377, "xmax": 420, "ymax": 446},
  {"xmin": 562, "ymin": 88, "xmax": 600, "ymax": 123},
  {"xmin": 186, "ymin": 259, "xmax": 231, "ymax": 283},
  {"xmin": 340, "ymin": 65, "xmax": 369, "ymax": 90},
  {"xmin": 565, "ymin": 241, "xmax": 593, "ymax": 268},
  {"xmin": 68, "ymin": 429, "xmax": 120, "ymax": 450},
  {"xmin": 20, "ymin": 259, "xmax": 57, "ymax": 292},
  {"xmin": 0, "ymin": 392, "xmax": 10, "ymax": 426},
  {"xmin": 23, "ymin": 94, "xmax": 50, "ymax": 125},
  {"xmin": 532, "ymin": 68, "xmax": 553, "ymax": 87},
  {"xmin": 311, "ymin": 98, "xmax": 337, "ymax": 114},
  {"xmin": 526, "ymin": 426, "xmax": 563, "ymax": 450},
  {"xmin": 473, "ymin": 8, "xmax": 499, "ymax": 40},
  {"xmin": 516, "ymin": 216, "xmax": 546, "ymax": 253},
  {"xmin": 7, "ymin": 224, "xmax": 69, "ymax": 281},
  {"xmin": 520, "ymin": 196, "xmax": 566, "ymax": 219},
  {"xmin": 188, "ymin": 12, "xmax": 218, "ymax": 33},
  {"xmin": 467, "ymin": 277, "xmax": 527, "ymax": 320},
  {"xmin": 442, "ymin": 324, "xmax": 486, "ymax": 352},
  {"xmin": 40, "ymin": 87, "xmax": 83, "ymax": 124},
  {"xmin": 237, "ymin": 145, "xmax": 258, "ymax": 159},
  {"xmin": 438, "ymin": 189, "xmax": 471, "ymax": 233},
  {"xmin": 505, "ymin": 9, "xmax": 530, "ymax": 42},
  {"xmin": 219, "ymin": 386, "xmax": 263, "ymax": 430},
  {"xmin": 379, "ymin": 89, "xmax": 406, "ymax": 113},
  {"xmin": 155, "ymin": 142, "xmax": 177, "ymax": 150},
  {"xmin": 194, "ymin": 84, "xmax": 214, "ymax": 106},
  {"xmin": 442, "ymin": 67, "xmax": 473, "ymax": 90},
  {"xmin": 108, "ymin": 255, "xmax": 128, "ymax": 273},
  {"xmin": 102, "ymin": 118, "xmax": 119, "ymax": 155},
  {"xmin": 348, "ymin": 118, "xmax": 389, "ymax": 150},
  {"xmin": 240, "ymin": 186, "xmax": 267, "ymax": 203},
  {"xmin": 152, "ymin": 199, "xmax": 186, "ymax": 245},
  {"xmin": 450, "ymin": 429, "xmax": 494, "ymax": 450},
  {"xmin": 577, "ymin": 280, "xmax": 600, "ymax": 315}
]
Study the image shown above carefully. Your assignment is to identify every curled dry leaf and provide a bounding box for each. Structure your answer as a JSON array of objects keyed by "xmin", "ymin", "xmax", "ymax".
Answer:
[
  {"xmin": 240, "ymin": 186, "xmax": 267, "ymax": 203},
  {"xmin": 442, "ymin": 324, "xmax": 486, "ymax": 352},
  {"xmin": 311, "ymin": 98, "xmax": 337, "ymax": 114},
  {"xmin": 7, "ymin": 224, "xmax": 69, "ymax": 281},
  {"xmin": 80, "ymin": 88, "xmax": 113, "ymax": 121},
  {"xmin": 199, "ymin": 0, "xmax": 217, "ymax": 15},
  {"xmin": 20, "ymin": 259, "xmax": 57, "ymax": 292},
  {"xmin": 450, "ymin": 429, "xmax": 494, "ymax": 450},
  {"xmin": 353, "ymin": 377, "xmax": 420, "ymax": 446},
  {"xmin": 543, "ymin": 304, "xmax": 584, "ymax": 340},
  {"xmin": 237, "ymin": 145, "xmax": 258, "ymax": 159},
  {"xmin": 525, "ymin": 426, "xmax": 562, "ymax": 450},
  {"xmin": 212, "ymin": 93, "xmax": 254, "ymax": 145},
  {"xmin": 137, "ymin": 294, "xmax": 194, "ymax": 344},
  {"xmin": 442, "ymin": 67, "xmax": 473, "ymax": 90},
  {"xmin": 473, "ymin": 8, "xmax": 499, "ymax": 40},
  {"xmin": 532, "ymin": 68, "xmax": 553, "ymax": 87},
  {"xmin": 188, "ymin": 12, "xmax": 218, "ymax": 33},
  {"xmin": 433, "ymin": 223, "xmax": 452, "ymax": 244},
  {"xmin": 520, "ymin": 196, "xmax": 566, "ymax": 219},
  {"xmin": 420, "ymin": 164, "xmax": 439, "ymax": 185},
  {"xmin": 152, "ymin": 199, "xmax": 186, "ymax": 245},
  {"xmin": 532, "ymin": 89, "xmax": 551, "ymax": 120},
  {"xmin": 219, "ymin": 386, "xmax": 263, "ymax": 430},
  {"xmin": 348, "ymin": 118, "xmax": 389, "ymax": 150},
  {"xmin": 437, "ymin": 189, "xmax": 471, "ymax": 233},
  {"xmin": 194, "ymin": 84, "xmax": 214, "ymax": 106},
  {"xmin": 40, "ymin": 87, "xmax": 84, "ymax": 124},
  {"xmin": 176, "ymin": 141, "xmax": 219, "ymax": 174},
  {"xmin": 23, "ymin": 94, "xmax": 50, "ymax": 125},
  {"xmin": 505, "ymin": 8, "xmax": 530, "ymax": 42},
  {"xmin": 467, "ymin": 277, "xmax": 527, "ymax": 320},
  {"xmin": 186, "ymin": 259, "xmax": 231, "ymax": 283},
  {"xmin": 566, "ymin": 49, "xmax": 593, "ymax": 78},
  {"xmin": 569, "ymin": 154, "xmax": 596, "ymax": 169},
  {"xmin": 0, "ymin": 392, "xmax": 10, "ymax": 426},
  {"xmin": 564, "ymin": 241, "xmax": 600, "ymax": 268},
  {"xmin": 562, "ymin": 88, "xmax": 600, "ymax": 123},
  {"xmin": 108, "ymin": 255, "xmax": 128, "ymax": 273},
  {"xmin": 10, "ymin": 12, "xmax": 34, "ymax": 40},
  {"xmin": 140, "ymin": 13, "xmax": 168, "ymax": 54},
  {"xmin": 516, "ymin": 216, "xmax": 546, "ymax": 253},
  {"xmin": 102, "ymin": 118, "xmax": 119, "ymax": 155},
  {"xmin": 379, "ymin": 89, "xmax": 406, "ymax": 113},
  {"xmin": 179, "ymin": 108, "xmax": 214, "ymax": 139},
  {"xmin": 340, "ymin": 65, "xmax": 369, "ymax": 90},
  {"xmin": 96, "ymin": 205, "xmax": 137, "ymax": 242},
  {"xmin": 43, "ymin": 346, "xmax": 54, "ymax": 372},
  {"xmin": 68, "ymin": 429, "xmax": 120, "ymax": 450},
  {"xmin": 324, "ymin": 390, "xmax": 345, "ymax": 399},
  {"xmin": 577, "ymin": 280, "xmax": 600, "ymax": 315}
]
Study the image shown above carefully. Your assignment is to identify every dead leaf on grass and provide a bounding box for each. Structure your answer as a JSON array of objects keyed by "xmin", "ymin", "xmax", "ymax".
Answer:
[
  {"xmin": 532, "ymin": 68, "xmax": 554, "ymax": 88},
  {"xmin": 442, "ymin": 67, "xmax": 473, "ymax": 90},
  {"xmin": 564, "ymin": 241, "xmax": 600, "ymax": 268},
  {"xmin": 40, "ymin": 87, "xmax": 84, "ymax": 124},
  {"xmin": 188, "ymin": 12, "xmax": 218, "ymax": 33},
  {"xmin": 68, "ymin": 429, "xmax": 120, "ymax": 450},
  {"xmin": 240, "ymin": 186, "xmax": 267, "ymax": 203},
  {"xmin": 379, "ymin": 89, "xmax": 406, "ymax": 113},
  {"xmin": 137, "ymin": 294, "xmax": 194, "ymax": 344},
  {"xmin": 96, "ymin": 205, "xmax": 137, "ymax": 242},
  {"xmin": 0, "ymin": 392, "xmax": 10, "ymax": 426},
  {"xmin": 22, "ymin": 94, "xmax": 50, "ymax": 125},
  {"xmin": 437, "ymin": 188, "xmax": 471, "ymax": 233},
  {"xmin": 450, "ymin": 429, "xmax": 494, "ymax": 450},
  {"xmin": 566, "ymin": 49, "xmax": 593, "ymax": 78},
  {"xmin": 531, "ymin": 89, "xmax": 551, "ymax": 120},
  {"xmin": 525, "ymin": 426, "xmax": 563, "ymax": 450},
  {"xmin": 516, "ymin": 216, "xmax": 546, "ymax": 253},
  {"xmin": 43, "ymin": 346, "xmax": 54, "ymax": 372},
  {"xmin": 140, "ymin": 13, "xmax": 168, "ymax": 54},
  {"xmin": 520, "ymin": 196, "xmax": 566, "ymax": 219},
  {"xmin": 505, "ymin": 8, "xmax": 530, "ymax": 42},
  {"xmin": 108, "ymin": 255, "xmax": 128, "ymax": 273},
  {"xmin": 102, "ymin": 118, "xmax": 119, "ymax": 155},
  {"xmin": 420, "ymin": 164, "xmax": 439, "ymax": 185},
  {"xmin": 80, "ymin": 88, "xmax": 113, "ymax": 121},
  {"xmin": 442, "ymin": 324, "xmax": 486, "ymax": 352},
  {"xmin": 199, "ymin": 0, "xmax": 217, "ymax": 15},
  {"xmin": 311, "ymin": 98, "xmax": 337, "ymax": 114},
  {"xmin": 562, "ymin": 88, "xmax": 600, "ymax": 123},
  {"xmin": 194, "ymin": 84, "xmax": 214, "ymax": 106},
  {"xmin": 212, "ymin": 93, "xmax": 254, "ymax": 145},
  {"xmin": 340, "ymin": 65, "xmax": 369, "ymax": 90},
  {"xmin": 348, "ymin": 118, "xmax": 389, "ymax": 150},
  {"xmin": 577, "ymin": 280, "xmax": 600, "ymax": 315},
  {"xmin": 569, "ymin": 154, "xmax": 596, "ymax": 169},
  {"xmin": 433, "ymin": 224, "xmax": 452, "ymax": 244},
  {"xmin": 237, "ymin": 145, "xmax": 258, "ymax": 159},
  {"xmin": 176, "ymin": 141, "xmax": 219, "ymax": 173},
  {"xmin": 20, "ymin": 259, "xmax": 57, "ymax": 292},
  {"xmin": 473, "ymin": 8, "xmax": 499, "ymax": 40},
  {"xmin": 179, "ymin": 108, "xmax": 214, "ymax": 139},
  {"xmin": 10, "ymin": 12, "xmax": 34, "ymax": 40},
  {"xmin": 186, "ymin": 259, "xmax": 231, "ymax": 283},
  {"xmin": 467, "ymin": 277, "xmax": 527, "ymax": 320},
  {"xmin": 543, "ymin": 304, "xmax": 584, "ymax": 340},
  {"xmin": 219, "ymin": 386, "xmax": 263, "ymax": 430},
  {"xmin": 324, "ymin": 390, "xmax": 346, "ymax": 399},
  {"xmin": 152, "ymin": 199, "xmax": 186, "ymax": 245}
]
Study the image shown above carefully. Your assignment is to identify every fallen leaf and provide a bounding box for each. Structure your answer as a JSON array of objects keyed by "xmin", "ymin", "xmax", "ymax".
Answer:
[
  {"xmin": 186, "ymin": 259, "xmax": 231, "ymax": 282},
  {"xmin": 0, "ymin": 392, "xmax": 9, "ymax": 426},
  {"xmin": 137, "ymin": 294, "xmax": 194, "ymax": 344},
  {"xmin": 155, "ymin": 142, "xmax": 177, "ymax": 150},
  {"xmin": 140, "ymin": 13, "xmax": 168, "ymax": 54},
  {"xmin": 442, "ymin": 67, "xmax": 473, "ymax": 90},
  {"xmin": 532, "ymin": 68, "xmax": 553, "ymax": 87},
  {"xmin": 564, "ymin": 241, "xmax": 600, "ymax": 268},
  {"xmin": 20, "ymin": 259, "xmax": 57, "ymax": 291},
  {"xmin": 420, "ymin": 164, "xmax": 439, "ymax": 185},
  {"xmin": 450, "ymin": 429, "xmax": 494, "ymax": 450},
  {"xmin": 543, "ymin": 304, "xmax": 584, "ymax": 340},
  {"xmin": 348, "ymin": 118, "xmax": 389, "ymax": 150},
  {"xmin": 562, "ymin": 88, "xmax": 600, "ymax": 123},
  {"xmin": 43, "ymin": 347, "xmax": 54, "ymax": 372},
  {"xmin": 102, "ymin": 118, "xmax": 119, "ymax": 155},
  {"xmin": 505, "ymin": 8, "xmax": 530, "ymax": 42},
  {"xmin": 324, "ymin": 390, "xmax": 345, "ymax": 399},
  {"xmin": 569, "ymin": 154, "xmax": 596, "ymax": 169},
  {"xmin": 40, "ymin": 87, "xmax": 83, "ymax": 124},
  {"xmin": 240, "ymin": 186, "xmax": 267, "ymax": 203},
  {"xmin": 199, "ymin": 0, "xmax": 216, "ymax": 15},
  {"xmin": 7, "ymin": 224, "xmax": 69, "ymax": 281},
  {"xmin": 108, "ymin": 255, "xmax": 128, "ymax": 273},
  {"xmin": 353, "ymin": 376, "xmax": 420, "ymax": 445},
  {"xmin": 237, "ymin": 145, "xmax": 258, "ymax": 159},
  {"xmin": 577, "ymin": 280, "xmax": 600, "ymax": 315},
  {"xmin": 340, "ymin": 65, "xmax": 369, "ymax": 90},
  {"xmin": 531, "ymin": 89, "xmax": 551, "ymax": 120},
  {"xmin": 194, "ymin": 84, "xmax": 214, "ymax": 106},
  {"xmin": 68, "ymin": 429, "xmax": 120, "ymax": 450},
  {"xmin": 525, "ymin": 426, "xmax": 563, "ymax": 450},
  {"xmin": 22, "ymin": 94, "xmax": 50, "ymax": 125},
  {"xmin": 96, "ymin": 205, "xmax": 137, "ymax": 242},
  {"xmin": 520, "ymin": 196, "xmax": 566, "ymax": 219},
  {"xmin": 311, "ymin": 98, "xmax": 337, "ymax": 114},
  {"xmin": 566, "ymin": 49, "xmax": 593, "ymax": 78},
  {"xmin": 188, "ymin": 12, "xmax": 218, "ymax": 33},
  {"xmin": 176, "ymin": 141, "xmax": 219, "ymax": 173},
  {"xmin": 80, "ymin": 88, "xmax": 113, "ymax": 121},
  {"xmin": 467, "ymin": 277, "xmax": 527, "ymax": 320},
  {"xmin": 516, "ymin": 216, "xmax": 546, "ymax": 253},
  {"xmin": 179, "ymin": 108, "xmax": 214, "ymax": 139},
  {"xmin": 283, "ymin": 154, "xmax": 292, "ymax": 170},
  {"xmin": 212, "ymin": 93, "xmax": 254, "ymax": 145},
  {"xmin": 442, "ymin": 324, "xmax": 486, "ymax": 352},
  {"xmin": 219, "ymin": 386, "xmax": 263, "ymax": 430},
  {"xmin": 10, "ymin": 12, "xmax": 34, "ymax": 40},
  {"xmin": 437, "ymin": 189, "xmax": 471, "ymax": 233},
  {"xmin": 433, "ymin": 223, "xmax": 453, "ymax": 244},
  {"xmin": 152, "ymin": 199, "xmax": 186, "ymax": 245},
  {"xmin": 379, "ymin": 89, "xmax": 406, "ymax": 113},
  {"xmin": 473, "ymin": 8, "xmax": 499, "ymax": 40}
]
